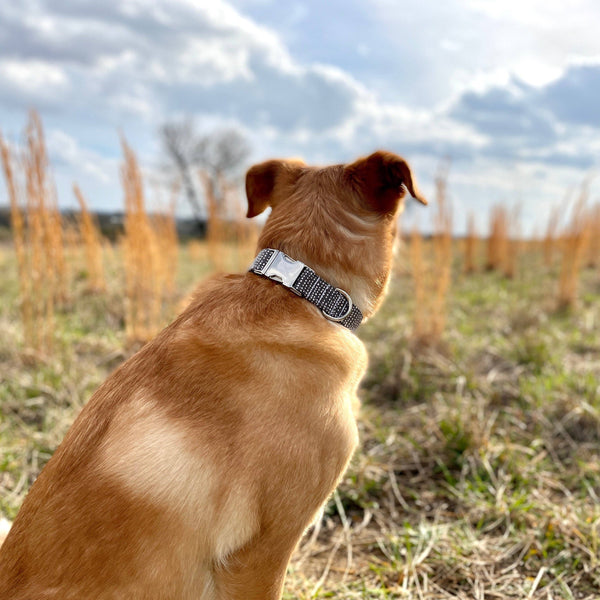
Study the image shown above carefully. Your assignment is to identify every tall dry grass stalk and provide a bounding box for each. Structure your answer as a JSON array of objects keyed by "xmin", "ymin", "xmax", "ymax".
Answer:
[
  {"xmin": 187, "ymin": 239, "xmax": 205, "ymax": 261},
  {"xmin": 121, "ymin": 137, "xmax": 178, "ymax": 343},
  {"xmin": 0, "ymin": 134, "xmax": 33, "ymax": 346},
  {"xmin": 557, "ymin": 183, "xmax": 590, "ymax": 310},
  {"xmin": 152, "ymin": 195, "xmax": 179, "ymax": 298},
  {"xmin": 73, "ymin": 184, "xmax": 105, "ymax": 292},
  {"xmin": 586, "ymin": 203, "xmax": 600, "ymax": 269},
  {"xmin": 410, "ymin": 163, "xmax": 452, "ymax": 346},
  {"xmin": 503, "ymin": 206, "xmax": 521, "ymax": 280},
  {"xmin": 200, "ymin": 170, "xmax": 227, "ymax": 271},
  {"xmin": 543, "ymin": 205, "xmax": 561, "ymax": 268},
  {"xmin": 0, "ymin": 112, "xmax": 67, "ymax": 354},
  {"xmin": 486, "ymin": 205, "xmax": 508, "ymax": 272},
  {"xmin": 410, "ymin": 226, "xmax": 427, "ymax": 340},
  {"xmin": 231, "ymin": 180, "xmax": 259, "ymax": 269},
  {"xmin": 463, "ymin": 212, "xmax": 477, "ymax": 274},
  {"xmin": 430, "ymin": 165, "xmax": 453, "ymax": 340},
  {"xmin": 199, "ymin": 170, "xmax": 257, "ymax": 273},
  {"xmin": 484, "ymin": 204, "xmax": 523, "ymax": 278},
  {"xmin": 557, "ymin": 185, "xmax": 591, "ymax": 309},
  {"xmin": 25, "ymin": 113, "xmax": 68, "ymax": 303}
]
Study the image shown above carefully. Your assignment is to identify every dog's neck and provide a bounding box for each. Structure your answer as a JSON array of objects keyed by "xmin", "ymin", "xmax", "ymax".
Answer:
[
  {"xmin": 254, "ymin": 247, "xmax": 392, "ymax": 320},
  {"xmin": 255, "ymin": 204, "xmax": 396, "ymax": 323},
  {"xmin": 308, "ymin": 262, "xmax": 378, "ymax": 318}
]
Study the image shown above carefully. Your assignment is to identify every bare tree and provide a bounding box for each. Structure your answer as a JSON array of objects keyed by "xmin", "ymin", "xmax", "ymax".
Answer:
[
  {"xmin": 161, "ymin": 118, "xmax": 205, "ymax": 222},
  {"xmin": 160, "ymin": 119, "xmax": 250, "ymax": 226}
]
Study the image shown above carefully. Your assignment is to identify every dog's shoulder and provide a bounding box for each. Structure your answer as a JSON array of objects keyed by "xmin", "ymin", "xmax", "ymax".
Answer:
[{"xmin": 168, "ymin": 272, "xmax": 366, "ymax": 364}]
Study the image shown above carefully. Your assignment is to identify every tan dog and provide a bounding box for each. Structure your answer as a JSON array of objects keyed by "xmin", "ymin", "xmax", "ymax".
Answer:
[{"xmin": 0, "ymin": 151, "xmax": 426, "ymax": 599}]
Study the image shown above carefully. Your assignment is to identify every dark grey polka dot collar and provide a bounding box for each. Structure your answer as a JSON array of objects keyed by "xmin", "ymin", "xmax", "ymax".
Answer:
[{"xmin": 249, "ymin": 248, "xmax": 363, "ymax": 331}]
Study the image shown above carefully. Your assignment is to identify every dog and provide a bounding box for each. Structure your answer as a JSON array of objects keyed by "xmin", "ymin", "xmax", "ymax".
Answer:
[{"xmin": 0, "ymin": 150, "xmax": 426, "ymax": 599}]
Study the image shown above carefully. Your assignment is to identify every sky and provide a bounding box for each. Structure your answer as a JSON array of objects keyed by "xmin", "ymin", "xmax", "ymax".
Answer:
[{"xmin": 0, "ymin": 0, "xmax": 599, "ymax": 234}]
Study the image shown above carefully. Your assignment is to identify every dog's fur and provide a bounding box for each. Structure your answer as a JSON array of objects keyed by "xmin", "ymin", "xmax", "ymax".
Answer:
[{"xmin": 0, "ymin": 151, "xmax": 425, "ymax": 600}]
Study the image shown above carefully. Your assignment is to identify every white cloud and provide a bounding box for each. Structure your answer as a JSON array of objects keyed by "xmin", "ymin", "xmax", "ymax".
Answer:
[
  {"xmin": 46, "ymin": 129, "xmax": 116, "ymax": 185},
  {"xmin": 0, "ymin": 59, "xmax": 69, "ymax": 105},
  {"xmin": 369, "ymin": 0, "xmax": 600, "ymax": 102},
  {"xmin": 0, "ymin": 0, "xmax": 598, "ymax": 235}
]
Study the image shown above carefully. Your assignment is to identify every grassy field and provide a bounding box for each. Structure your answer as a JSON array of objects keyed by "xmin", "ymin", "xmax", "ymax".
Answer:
[{"xmin": 0, "ymin": 237, "xmax": 599, "ymax": 599}]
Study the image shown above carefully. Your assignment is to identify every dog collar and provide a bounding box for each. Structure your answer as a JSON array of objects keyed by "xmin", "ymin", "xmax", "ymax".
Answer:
[{"xmin": 249, "ymin": 248, "xmax": 363, "ymax": 331}]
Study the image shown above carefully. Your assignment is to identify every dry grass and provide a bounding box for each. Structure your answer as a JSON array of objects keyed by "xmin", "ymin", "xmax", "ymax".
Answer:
[
  {"xmin": 586, "ymin": 203, "xmax": 600, "ymax": 269},
  {"xmin": 543, "ymin": 205, "xmax": 561, "ymax": 268},
  {"xmin": 73, "ymin": 184, "xmax": 105, "ymax": 292},
  {"xmin": 0, "ymin": 111, "xmax": 66, "ymax": 355},
  {"xmin": 430, "ymin": 166, "xmax": 453, "ymax": 341},
  {"xmin": 503, "ymin": 207, "xmax": 521, "ymax": 280},
  {"xmin": 121, "ymin": 137, "xmax": 179, "ymax": 344},
  {"xmin": 151, "ymin": 196, "xmax": 179, "ymax": 299},
  {"xmin": 198, "ymin": 167, "xmax": 259, "ymax": 273},
  {"xmin": 486, "ymin": 205, "xmax": 508, "ymax": 273},
  {"xmin": 410, "ymin": 226, "xmax": 426, "ymax": 340},
  {"xmin": 289, "ymin": 248, "xmax": 600, "ymax": 599},
  {"xmin": 0, "ymin": 133, "xmax": 29, "ymax": 339},
  {"xmin": 485, "ymin": 204, "xmax": 522, "ymax": 280},
  {"xmin": 409, "ymin": 163, "xmax": 452, "ymax": 347},
  {"xmin": 200, "ymin": 169, "xmax": 227, "ymax": 272},
  {"xmin": 557, "ymin": 183, "xmax": 590, "ymax": 311},
  {"xmin": 463, "ymin": 212, "xmax": 478, "ymax": 275}
]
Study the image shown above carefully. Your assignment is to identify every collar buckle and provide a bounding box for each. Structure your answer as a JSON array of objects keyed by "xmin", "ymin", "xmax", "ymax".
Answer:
[{"xmin": 256, "ymin": 249, "xmax": 304, "ymax": 296}]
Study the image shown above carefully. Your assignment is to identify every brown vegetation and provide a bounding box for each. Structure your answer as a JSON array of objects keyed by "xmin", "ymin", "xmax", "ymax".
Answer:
[
  {"xmin": 121, "ymin": 137, "xmax": 178, "ymax": 343},
  {"xmin": 557, "ymin": 183, "xmax": 591, "ymax": 310},
  {"xmin": 586, "ymin": 202, "xmax": 600, "ymax": 269},
  {"xmin": 0, "ymin": 111, "xmax": 66, "ymax": 354},
  {"xmin": 409, "ymin": 226, "xmax": 426, "ymax": 340},
  {"xmin": 503, "ymin": 206, "xmax": 521, "ymax": 280},
  {"xmin": 73, "ymin": 184, "xmax": 105, "ymax": 292},
  {"xmin": 486, "ymin": 204, "xmax": 508, "ymax": 272},
  {"xmin": 543, "ymin": 204, "xmax": 561, "ymax": 268},
  {"xmin": 484, "ymin": 203, "xmax": 522, "ymax": 279},
  {"xmin": 410, "ymin": 162, "xmax": 452, "ymax": 346},
  {"xmin": 463, "ymin": 212, "xmax": 477, "ymax": 274}
]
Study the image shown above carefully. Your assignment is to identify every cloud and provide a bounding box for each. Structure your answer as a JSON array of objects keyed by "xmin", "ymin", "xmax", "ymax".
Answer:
[
  {"xmin": 2, "ymin": 0, "xmax": 598, "ymax": 168},
  {"xmin": 445, "ymin": 63, "xmax": 600, "ymax": 170},
  {"xmin": 0, "ymin": 59, "xmax": 70, "ymax": 110},
  {"xmin": 0, "ymin": 0, "xmax": 372, "ymax": 137},
  {"xmin": 0, "ymin": 0, "xmax": 599, "ymax": 235},
  {"xmin": 451, "ymin": 85, "xmax": 556, "ymax": 144},
  {"xmin": 46, "ymin": 130, "xmax": 116, "ymax": 185},
  {"xmin": 540, "ymin": 62, "xmax": 600, "ymax": 128}
]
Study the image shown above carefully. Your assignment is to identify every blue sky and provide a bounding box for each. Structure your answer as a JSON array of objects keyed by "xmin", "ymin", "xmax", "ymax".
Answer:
[{"xmin": 1, "ymin": 0, "xmax": 599, "ymax": 234}]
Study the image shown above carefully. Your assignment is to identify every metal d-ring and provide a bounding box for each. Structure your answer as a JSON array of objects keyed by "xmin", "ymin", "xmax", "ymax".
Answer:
[{"xmin": 321, "ymin": 288, "xmax": 353, "ymax": 322}]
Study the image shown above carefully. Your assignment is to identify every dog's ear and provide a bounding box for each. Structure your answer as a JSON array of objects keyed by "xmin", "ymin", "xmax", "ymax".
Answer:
[
  {"xmin": 345, "ymin": 150, "xmax": 427, "ymax": 214},
  {"xmin": 245, "ymin": 159, "xmax": 304, "ymax": 218}
]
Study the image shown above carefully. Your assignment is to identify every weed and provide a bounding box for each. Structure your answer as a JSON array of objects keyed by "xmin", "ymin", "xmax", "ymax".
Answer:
[
  {"xmin": 73, "ymin": 184, "xmax": 105, "ymax": 292},
  {"xmin": 557, "ymin": 182, "xmax": 591, "ymax": 310}
]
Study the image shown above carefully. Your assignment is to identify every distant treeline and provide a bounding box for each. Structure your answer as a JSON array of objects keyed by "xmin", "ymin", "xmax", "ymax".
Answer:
[{"xmin": 0, "ymin": 206, "xmax": 207, "ymax": 241}]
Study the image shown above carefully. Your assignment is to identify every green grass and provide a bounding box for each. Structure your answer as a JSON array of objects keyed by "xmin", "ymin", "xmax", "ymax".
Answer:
[{"xmin": 1, "ymin": 240, "xmax": 599, "ymax": 599}]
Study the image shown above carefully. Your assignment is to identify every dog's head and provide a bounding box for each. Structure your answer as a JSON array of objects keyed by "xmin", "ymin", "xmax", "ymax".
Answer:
[{"xmin": 246, "ymin": 151, "xmax": 426, "ymax": 319}]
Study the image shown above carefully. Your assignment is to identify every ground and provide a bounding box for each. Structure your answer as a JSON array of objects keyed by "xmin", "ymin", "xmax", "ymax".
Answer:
[{"xmin": 0, "ymin": 239, "xmax": 599, "ymax": 599}]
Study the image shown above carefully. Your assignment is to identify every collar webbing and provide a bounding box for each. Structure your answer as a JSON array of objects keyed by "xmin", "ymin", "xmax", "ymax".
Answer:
[{"xmin": 249, "ymin": 248, "xmax": 363, "ymax": 331}]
